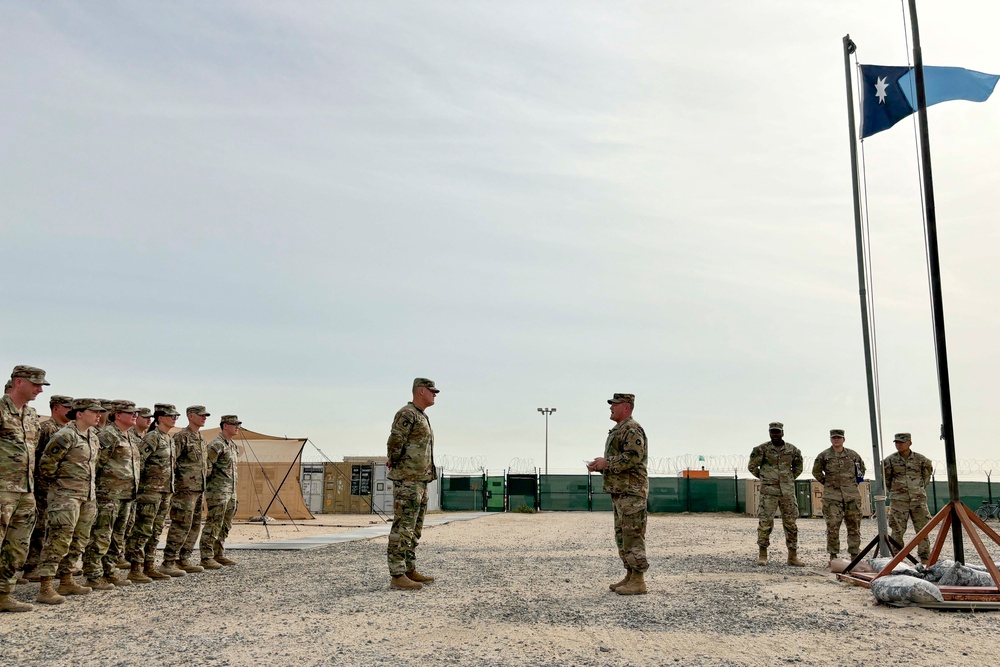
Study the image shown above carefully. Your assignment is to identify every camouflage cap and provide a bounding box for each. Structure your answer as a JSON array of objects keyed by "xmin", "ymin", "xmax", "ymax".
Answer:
[
  {"xmin": 412, "ymin": 378, "xmax": 440, "ymax": 393},
  {"xmin": 73, "ymin": 398, "xmax": 108, "ymax": 412},
  {"xmin": 768, "ymin": 421, "xmax": 784, "ymax": 432},
  {"xmin": 187, "ymin": 405, "xmax": 211, "ymax": 416},
  {"xmin": 3, "ymin": 380, "xmax": 10, "ymax": 392},
  {"xmin": 830, "ymin": 429, "xmax": 845, "ymax": 438},
  {"xmin": 893, "ymin": 433, "xmax": 912, "ymax": 443},
  {"xmin": 99, "ymin": 399, "xmax": 115, "ymax": 411},
  {"xmin": 607, "ymin": 393, "xmax": 635, "ymax": 405},
  {"xmin": 10, "ymin": 365, "xmax": 50, "ymax": 386},
  {"xmin": 154, "ymin": 403, "xmax": 181, "ymax": 417},
  {"xmin": 113, "ymin": 400, "xmax": 138, "ymax": 414},
  {"xmin": 220, "ymin": 415, "xmax": 242, "ymax": 426},
  {"xmin": 49, "ymin": 395, "xmax": 74, "ymax": 408},
  {"xmin": 136, "ymin": 407, "xmax": 153, "ymax": 418}
]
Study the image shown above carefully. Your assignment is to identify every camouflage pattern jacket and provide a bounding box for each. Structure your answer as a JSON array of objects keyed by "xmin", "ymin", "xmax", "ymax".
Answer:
[
  {"xmin": 37, "ymin": 423, "xmax": 99, "ymax": 500},
  {"xmin": 883, "ymin": 451, "xmax": 933, "ymax": 508},
  {"xmin": 205, "ymin": 433, "xmax": 238, "ymax": 497},
  {"xmin": 138, "ymin": 428, "xmax": 176, "ymax": 494},
  {"xmin": 601, "ymin": 417, "xmax": 649, "ymax": 498},
  {"xmin": 0, "ymin": 394, "xmax": 38, "ymax": 493},
  {"xmin": 812, "ymin": 447, "xmax": 865, "ymax": 502},
  {"xmin": 748, "ymin": 440, "xmax": 803, "ymax": 497},
  {"xmin": 386, "ymin": 402, "xmax": 437, "ymax": 482},
  {"xmin": 36, "ymin": 418, "xmax": 65, "ymax": 461},
  {"xmin": 172, "ymin": 428, "xmax": 208, "ymax": 493},
  {"xmin": 96, "ymin": 423, "xmax": 142, "ymax": 500}
]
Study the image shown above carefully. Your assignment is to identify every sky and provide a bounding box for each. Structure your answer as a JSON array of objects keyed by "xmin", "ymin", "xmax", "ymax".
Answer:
[{"xmin": 3, "ymin": 1, "xmax": 999, "ymax": 479}]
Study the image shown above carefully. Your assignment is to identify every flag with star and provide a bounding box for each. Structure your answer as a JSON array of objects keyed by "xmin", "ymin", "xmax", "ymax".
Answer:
[{"xmin": 859, "ymin": 65, "xmax": 999, "ymax": 139}]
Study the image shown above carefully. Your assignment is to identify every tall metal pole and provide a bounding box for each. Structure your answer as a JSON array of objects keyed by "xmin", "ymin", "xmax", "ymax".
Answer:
[
  {"xmin": 907, "ymin": 0, "xmax": 963, "ymax": 562},
  {"xmin": 537, "ymin": 408, "xmax": 556, "ymax": 476},
  {"xmin": 842, "ymin": 34, "xmax": 890, "ymax": 556}
]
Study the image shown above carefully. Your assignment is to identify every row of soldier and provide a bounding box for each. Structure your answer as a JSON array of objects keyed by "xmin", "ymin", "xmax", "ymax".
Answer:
[{"xmin": 0, "ymin": 365, "xmax": 242, "ymax": 613}]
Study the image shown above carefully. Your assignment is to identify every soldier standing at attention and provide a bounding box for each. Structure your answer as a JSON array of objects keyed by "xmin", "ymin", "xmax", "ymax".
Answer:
[
  {"xmin": 812, "ymin": 429, "xmax": 866, "ymax": 562},
  {"xmin": 113, "ymin": 406, "xmax": 154, "ymax": 569},
  {"xmin": 587, "ymin": 393, "xmax": 649, "ymax": 596},
  {"xmin": 35, "ymin": 398, "xmax": 104, "ymax": 605},
  {"xmin": 386, "ymin": 378, "xmax": 439, "ymax": 590},
  {"xmin": 22, "ymin": 394, "xmax": 72, "ymax": 582},
  {"xmin": 748, "ymin": 422, "xmax": 804, "ymax": 566},
  {"xmin": 200, "ymin": 415, "xmax": 242, "ymax": 568},
  {"xmin": 82, "ymin": 401, "xmax": 141, "ymax": 589},
  {"xmin": 96, "ymin": 400, "xmax": 114, "ymax": 430},
  {"xmin": 0, "ymin": 365, "xmax": 47, "ymax": 612},
  {"xmin": 883, "ymin": 433, "xmax": 934, "ymax": 565},
  {"xmin": 162, "ymin": 406, "xmax": 210, "ymax": 576},
  {"xmin": 126, "ymin": 403, "xmax": 179, "ymax": 583}
]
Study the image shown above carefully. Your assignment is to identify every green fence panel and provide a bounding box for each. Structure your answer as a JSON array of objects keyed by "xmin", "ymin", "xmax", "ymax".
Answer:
[
  {"xmin": 689, "ymin": 477, "xmax": 743, "ymax": 513},
  {"xmin": 539, "ymin": 475, "xmax": 590, "ymax": 511},
  {"xmin": 441, "ymin": 476, "xmax": 484, "ymax": 511},
  {"xmin": 924, "ymin": 480, "xmax": 992, "ymax": 514},
  {"xmin": 795, "ymin": 480, "xmax": 812, "ymax": 517},
  {"xmin": 648, "ymin": 478, "xmax": 685, "ymax": 513},
  {"xmin": 486, "ymin": 476, "xmax": 505, "ymax": 512}
]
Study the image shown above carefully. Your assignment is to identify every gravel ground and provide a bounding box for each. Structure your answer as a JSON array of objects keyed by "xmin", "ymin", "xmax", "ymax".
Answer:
[{"xmin": 2, "ymin": 512, "xmax": 999, "ymax": 667}]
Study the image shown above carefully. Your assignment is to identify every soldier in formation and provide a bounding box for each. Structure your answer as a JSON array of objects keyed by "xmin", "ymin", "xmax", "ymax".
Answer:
[
  {"xmin": 162, "ymin": 406, "xmax": 210, "ymax": 576},
  {"xmin": 22, "ymin": 394, "xmax": 71, "ymax": 581},
  {"xmin": 386, "ymin": 378, "xmax": 439, "ymax": 590},
  {"xmin": 748, "ymin": 422, "xmax": 804, "ymax": 566},
  {"xmin": 883, "ymin": 433, "xmax": 934, "ymax": 564},
  {"xmin": 200, "ymin": 415, "xmax": 242, "ymax": 567},
  {"xmin": 812, "ymin": 429, "xmax": 866, "ymax": 562},
  {"xmin": 587, "ymin": 393, "xmax": 649, "ymax": 595}
]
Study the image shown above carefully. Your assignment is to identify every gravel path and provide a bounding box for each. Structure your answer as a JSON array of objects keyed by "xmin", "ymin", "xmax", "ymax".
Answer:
[{"xmin": 3, "ymin": 512, "xmax": 999, "ymax": 666}]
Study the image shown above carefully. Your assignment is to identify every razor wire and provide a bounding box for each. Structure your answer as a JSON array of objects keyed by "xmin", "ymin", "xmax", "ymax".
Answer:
[{"xmin": 438, "ymin": 454, "xmax": 487, "ymax": 474}]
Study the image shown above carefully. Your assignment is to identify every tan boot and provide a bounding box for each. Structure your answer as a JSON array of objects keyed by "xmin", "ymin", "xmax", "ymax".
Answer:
[
  {"xmin": 158, "ymin": 560, "xmax": 186, "ymax": 578},
  {"xmin": 615, "ymin": 571, "xmax": 647, "ymax": 595},
  {"xmin": 105, "ymin": 571, "xmax": 132, "ymax": 587},
  {"xmin": 609, "ymin": 569, "xmax": 632, "ymax": 591},
  {"xmin": 36, "ymin": 577, "xmax": 65, "ymax": 605},
  {"xmin": 57, "ymin": 573, "xmax": 92, "ymax": 595},
  {"xmin": 25, "ymin": 568, "xmax": 41, "ymax": 583},
  {"xmin": 390, "ymin": 574, "xmax": 422, "ymax": 590},
  {"xmin": 787, "ymin": 549, "xmax": 805, "ymax": 567},
  {"xmin": 405, "ymin": 569, "xmax": 434, "ymax": 583},
  {"xmin": 0, "ymin": 592, "xmax": 33, "ymax": 612},
  {"xmin": 114, "ymin": 557, "xmax": 130, "ymax": 569},
  {"xmin": 85, "ymin": 577, "xmax": 115, "ymax": 591},
  {"xmin": 144, "ymin": 562, "xmax": 171, "ymax": 580},
  {"xmin": 214, "ymin": 554, "xmax": 236, "ymax": 566},
  {"xmin": 200, "ymin": 558, "xmax": 223, "ymax": 570},
  {"xmin": 757, "ymin": 547, "xmax": 768, "ymax": 566},
  {"xmin": 127, "ymin": 562, "xmax": 152, "ymax": 584},
  {"xmin": 177, "ymin": 559, "xmax": 204, "ymax": 573}
]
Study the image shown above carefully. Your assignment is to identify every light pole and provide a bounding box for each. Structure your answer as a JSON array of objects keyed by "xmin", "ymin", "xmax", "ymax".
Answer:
[{"xmin": 537, "ymin": 408, "xmax": 556, "ymax": 475}]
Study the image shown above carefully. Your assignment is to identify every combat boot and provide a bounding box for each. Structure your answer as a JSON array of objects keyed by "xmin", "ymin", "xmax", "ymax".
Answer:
[
  {"xmin": 787, "ymin": 549, "xmax": 805, "ymax": 567},
  {"xmin": 36, "ymin": 578, "xmax": 65, "ymax": 605},
  {"xmin": 390, "ymin": 574, "xmax": 422, "ymax": 590},
  {"xmin": 57, "ymin": 573, "xmax": 92, "ymax": 595},
  {"xmin": 0, "ymin": 592, "xmax": 33, "ymax": 612},
  {"xmin": 214, "ymin": 552, "xmax": 237, "ymax": 566},
  {"xmin": 105, "ymin": 571, "xmax": 132, "ymax": 587},
  {"xmin": 15, "ymin": 573, "xmax": 28, "ymax": 585},
  {"xmin": 25, "ymin": 568, "xmax": 41, "ymax": 582},
  {"xmin": 756, "ymin": 547, "xmax": 767, "ymax": 566},
  {"xmin": 609, "ymin": 569, "xmax": 632, "ymax": 591},
  {"xmin": 405, "ymin": 569, "xmax": 434, "ymax": 583},
  {"xmin": 158, "ymin": 560, "xmax": 186, "ymax": 578},
  {"xmin": 127, "ymin": 562, "xmax": 152, "ymax": 584},
  {"xmin": 144, "ymin": 562, "xmax": 171, "ymax": 580},
  {"xmin": 615, "ymin": 571, "xmax": 647, "ymax": 595},
  {"xmin": 85, "ymin": 576, "xmax": 115, "ymax": 591},
  {"xmin": 178, "ymin": 559, "xmax": 204, "ymax": 573},
  {"xmin": 200, "ymin": 558, "xmax": 223, "ymax": 570},
  {"xmin": 114, "ymin": 556, "xmax": 130, "ymax": 569}
]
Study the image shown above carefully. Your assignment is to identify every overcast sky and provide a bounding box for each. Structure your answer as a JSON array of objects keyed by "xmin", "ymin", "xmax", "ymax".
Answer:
[{"xmin": 4, "ymin": 2, "xmax": 999, "ymax": 478}]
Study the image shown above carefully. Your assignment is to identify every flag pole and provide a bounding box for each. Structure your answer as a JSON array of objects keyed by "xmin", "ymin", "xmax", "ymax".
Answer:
[
  {"xmin": 842, "ymin": 34, "xmax": 890, "ymax": 556},
  {"xmin": 906, "ymin": 0, "xmax": 963, "ymax": 562}
]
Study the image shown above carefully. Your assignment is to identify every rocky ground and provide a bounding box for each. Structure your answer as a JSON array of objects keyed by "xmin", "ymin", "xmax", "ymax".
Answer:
[{"xmin": 3, "ymin": 512, "xmax": 999, "ymax": 666}]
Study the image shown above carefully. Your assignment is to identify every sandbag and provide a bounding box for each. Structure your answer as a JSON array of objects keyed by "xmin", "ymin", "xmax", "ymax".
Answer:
[{"xmin": 871, "ymin": 575, "xmax": 944, "ymax": 606}]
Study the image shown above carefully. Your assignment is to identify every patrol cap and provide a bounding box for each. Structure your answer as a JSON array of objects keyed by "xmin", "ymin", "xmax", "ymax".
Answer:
[
  {"xmin": 830, "ymin": 429, "xmax": 845, "ymax": 438},
  {"xmin": 73, "ymin": 398, "xmax": 108, "ymax": 412},
  {"xmin": 187, "ymin": 405, "xmax": 211, "ymax": 416},
  {"xmin": 768, "ymin": 422, "xmax": 784, "ymax": 432},
  {"xmin": 49, "ymin": 395, "xmax": 74, "ymax": 409},
  {"xmin": 220, "ymin": 415, "xmax": 242, "ymax": 426},
  {"xmin": 154, "ymin": 403, "xmax": 181, "ymax": 417},
  {"xmin": 608, "ymin": 393, "xmax": 635, "ymax": 405},
  {"xmin": 412, "ymin": 378, "xmax": 440, "ymax": 393},
  {"xmin": 10, "ymin": 365, "xmax": 50, "ymax": 386},
  {"xmin": 113, "ymin": 400, "xmax": 138, "ymax": 414},
  {"xmin": 99, "ymin": 399, "xmax": 115, "ymax": 412},
  {"xmin": 893, "ymin": 433, "xmax": 912, "ymax": 443},
  {"xmin": 136, "ymin": 407, "xmax": 153, "ymax": 418}
]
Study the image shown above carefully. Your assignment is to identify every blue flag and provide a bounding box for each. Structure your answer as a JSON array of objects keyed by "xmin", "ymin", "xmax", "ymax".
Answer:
[{"xmin": 860, "ymin": 65, "xmax": 999, "ymax": 139}]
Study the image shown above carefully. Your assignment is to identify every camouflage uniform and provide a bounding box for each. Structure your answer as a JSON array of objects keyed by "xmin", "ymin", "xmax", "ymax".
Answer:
[
  {"xmin": 812, "ymin": 431, "xmax": 866, "ymax": 558},
  {"xmin": 23, "ymin": 397, "xmax": 72, "ymax": 574},
  {"xmin": 112, "ymin": 413, "xmax": 151, "ymax": 562},
  {"xmin": 36, "ymin": 421, "xmax": 99, "ymax": 578},
  {"xmin": 0, "ymin": 392, "xmax": 40, "ymax": 594},
  {"xmin": 82, "ymin": 420, "xmax": 141, "ymax": 580},
  {"xmin": 126, "ymin": 419, "xmax": 176, "ymax": 565},
  {"xmin": 200, "ymin": 420, "xmax": 240, "ymax": 562},
  {"xmin": 748, "ymin": 424, "xmax": 803, "ymax": 551},
  {"xmin": 164, "ymin": 420, "xmax": 208, "ymax": 563},
  {"xmin": 386, "ymin": 385, "xmax": 437, "ymax": 577},
  {"xmin": 601, "ymin": 398, "xmax": 649, "ymax": 575},
  {"xmin": 883, "ymin": 435, "xmax": 933, "ymax": 560}
]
